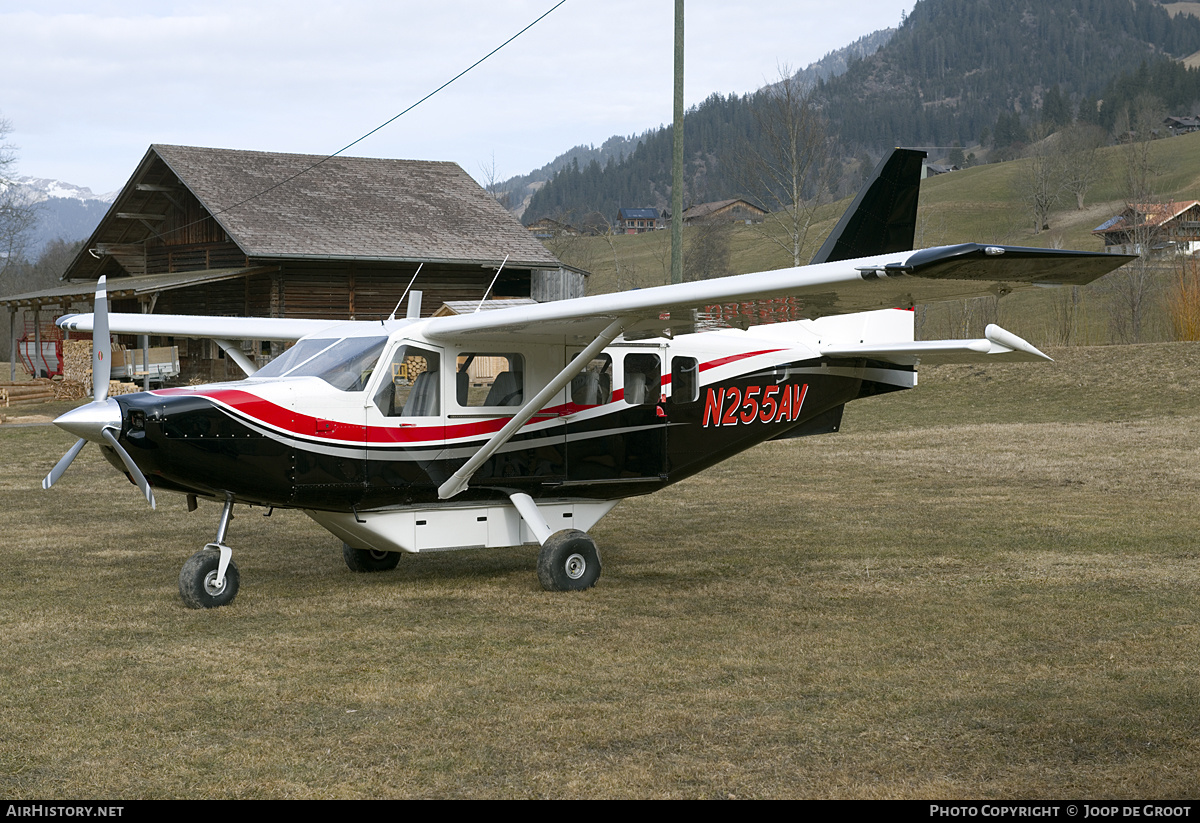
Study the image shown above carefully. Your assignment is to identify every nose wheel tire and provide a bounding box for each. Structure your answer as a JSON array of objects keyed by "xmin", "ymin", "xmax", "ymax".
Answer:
[
  {"xmin": 179, "ymin": 549, "xmax": 240, "ymax": 609},
  {"xmin": 343, "ymin": 542, "xmax": 402, "ymax": 572},
  {"xmin": 537, "ymin": 529, "xmax": 601, "ymax": 592}
]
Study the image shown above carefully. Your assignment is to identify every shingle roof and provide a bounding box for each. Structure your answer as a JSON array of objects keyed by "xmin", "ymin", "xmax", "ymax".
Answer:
[
  {"xmin": 1092, "ymin": 201, "xmax": 1200, "ymax": 235},
  {"xmin": 147, "ymin": 145, "xmax": 559, "ymax": 268},
  {"xmin": 682, "ymin": 198, "xmax": 766, "ymax": 220}
]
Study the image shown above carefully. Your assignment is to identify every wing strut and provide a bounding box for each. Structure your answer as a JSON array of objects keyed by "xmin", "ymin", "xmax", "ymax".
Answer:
[
  {"xmin": 213, "ymin": 338, "xmax": 259, "ymax": 376},
  {"xmin": 438, "ymin": 317, "xmax": 628, "ymax": 499}
]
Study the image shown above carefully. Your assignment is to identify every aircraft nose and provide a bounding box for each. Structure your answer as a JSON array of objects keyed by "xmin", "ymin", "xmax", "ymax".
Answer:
[{"xmin": 52, "ymin": 397, "xmax": 123, "ymax": 442}]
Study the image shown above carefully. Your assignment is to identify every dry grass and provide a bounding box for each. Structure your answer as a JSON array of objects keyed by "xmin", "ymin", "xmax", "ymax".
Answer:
[{"xmin": 2, "ymin": 345, "xmax": 1200, "ymax": 798}]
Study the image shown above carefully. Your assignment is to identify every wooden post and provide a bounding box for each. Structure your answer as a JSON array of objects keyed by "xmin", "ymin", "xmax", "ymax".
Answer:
[
  {"xmin": 141, "ymin": 297, "xmax": 151, "ymax": 390},
  {"xmin": 33, "ymin": 303, "xmax": 41, "ymax": 379},
  {"xmin": 670, "ymin": 0, "xmax": 684, "ymax": 286},
  {"xmin": 8, "ymin": 306, "xmax": 16, "ymax": 383}
]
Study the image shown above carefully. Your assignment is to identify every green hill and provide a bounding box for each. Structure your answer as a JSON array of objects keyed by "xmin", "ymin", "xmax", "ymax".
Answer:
[{"xmin": 551, "ymin": 131, "xmax": 1200, "ymax": 346}]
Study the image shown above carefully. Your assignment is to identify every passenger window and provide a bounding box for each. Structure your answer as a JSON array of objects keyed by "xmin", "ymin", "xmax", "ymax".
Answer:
[
  {"xmin": 570, "ymin": 354, "xmax": 612, "ymax": 405},
  {"xmin": 671, "ymin": 357, "xmax": 699, "ymax": 404},
  {"xmin": 374, "ymin": 346, "xmax": 440, "ymax": 417},
  {"xmin": 623, "ymin": 353, "xmax": 660, "ymax": 405},
  {"xmin": 456, "ymin": 353, "xmax": 524, "ymax": 407}
]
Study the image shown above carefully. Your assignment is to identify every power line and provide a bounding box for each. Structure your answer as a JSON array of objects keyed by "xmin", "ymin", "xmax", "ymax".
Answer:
[{"xmin": 145, "ymin": 0, "xmax": 568, "ymax": 240}]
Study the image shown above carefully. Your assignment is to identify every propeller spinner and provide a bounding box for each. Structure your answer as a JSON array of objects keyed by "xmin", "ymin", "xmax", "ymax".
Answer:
[{"xmin": 42, "ymin": 276, "xmax": 156, "ymax": 508}]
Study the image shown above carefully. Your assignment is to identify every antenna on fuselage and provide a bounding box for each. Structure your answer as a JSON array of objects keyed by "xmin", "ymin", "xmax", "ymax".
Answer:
[
  {"xmin": 389, "ymin": 263, "xmax": 424, "ymax": 321},
  {"xmin": 474, "ymin": 254, "xmax": 509, "ymax": 313}
]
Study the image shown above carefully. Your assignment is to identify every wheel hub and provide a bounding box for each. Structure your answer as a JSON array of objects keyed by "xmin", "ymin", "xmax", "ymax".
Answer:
[
  {"xmin": 564, "ymin": 553, "xmax": 587, "ymax": 580},
  {"xmin": 203, "ymin": 570, "xmax": 227, "ymax": 597}
]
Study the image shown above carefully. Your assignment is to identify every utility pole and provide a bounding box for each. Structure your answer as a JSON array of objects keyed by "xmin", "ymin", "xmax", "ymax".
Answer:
[{"xmin": 670, "ymin": 0, "xmax": 684, "ymax": 285}]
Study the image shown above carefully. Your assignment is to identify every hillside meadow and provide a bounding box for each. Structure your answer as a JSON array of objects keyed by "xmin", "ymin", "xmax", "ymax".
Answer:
[
  {"xmin": 1, "ymin": 342, "xmax": 1198, "ymax": 798},
  {"xmin": 556, "ymin": 131, "xmax": 1200, "ymax": 346}
]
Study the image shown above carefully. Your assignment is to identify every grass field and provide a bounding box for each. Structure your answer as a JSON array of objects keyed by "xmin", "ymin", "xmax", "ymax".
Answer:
[{"xmin": 2, "ymin": 344, "xmax": 1200, "ymax": 798}]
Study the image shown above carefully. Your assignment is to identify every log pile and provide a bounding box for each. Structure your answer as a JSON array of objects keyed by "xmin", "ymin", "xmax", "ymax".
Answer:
[{"xmin": 0, "ymin": 382, "xmax": 56, "ymax": 407}]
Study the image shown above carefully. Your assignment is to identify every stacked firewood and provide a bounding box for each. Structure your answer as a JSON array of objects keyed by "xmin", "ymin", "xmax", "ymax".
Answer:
[
  {"xmin": 108, "ymin": 380, "xmax": 141, "ymax": 396},
  {"xmin": 61, "ymin": 340, "xmax": 139, "ymax": 396},
  {"xmin": 53, "ymin": 380, "xmax": 90, "ymax": 401},
  {"xmin": 62, "ymin": 340, "xmax": 93, "ymax": 383}
]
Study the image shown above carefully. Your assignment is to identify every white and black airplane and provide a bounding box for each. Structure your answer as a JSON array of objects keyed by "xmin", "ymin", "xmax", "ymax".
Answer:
[{"xmin": 43, "ymin": 149, "xmax": 1132, "ymax": 607}]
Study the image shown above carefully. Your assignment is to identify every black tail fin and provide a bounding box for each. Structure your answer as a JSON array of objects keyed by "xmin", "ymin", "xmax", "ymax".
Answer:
[{"xmin": 809, "ymin": 148, "xmax": 927, "ymax": 265}]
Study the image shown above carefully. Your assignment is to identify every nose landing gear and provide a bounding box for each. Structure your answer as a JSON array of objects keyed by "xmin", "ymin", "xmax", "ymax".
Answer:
[{"xmin": 179, "ymin": 495, "xmax": 240, "ymax": 609}]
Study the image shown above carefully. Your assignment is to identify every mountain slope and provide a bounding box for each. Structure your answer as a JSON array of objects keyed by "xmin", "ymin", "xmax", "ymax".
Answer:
[
  {"xmin": 521, "ymin": 0, "xmax": 1200, "ymax": 227},
  {"xmin": 824, "ymin": 0, "xmax": 1200, "ymax": 149},
  {"xmin": 2, "ymin": 176, "xmax": 115, "ymax": 258},
  {"xmin": 513, "ymin": 27, "xmax": 895, "ymax": 221}
]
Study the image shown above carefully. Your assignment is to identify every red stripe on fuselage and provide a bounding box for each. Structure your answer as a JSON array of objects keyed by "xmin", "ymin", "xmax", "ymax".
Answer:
[{"xmin": 149, "ymin": 347, "xmax": 790, "ymax": 445}]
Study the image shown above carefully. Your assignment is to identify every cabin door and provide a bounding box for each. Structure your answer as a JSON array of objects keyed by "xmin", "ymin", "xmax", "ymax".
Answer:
[{"xmin": 362, "ymin": 343, "xmax": 446, "ymax": 502}]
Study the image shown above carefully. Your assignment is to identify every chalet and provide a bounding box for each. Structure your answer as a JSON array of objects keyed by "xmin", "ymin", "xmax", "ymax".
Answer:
[
  {"xmin": 681, "ymin": 199, "xmax": 767, "ymax": 225},
  {"xmin": 616, "ymin": 208, "xmax": 662, "ymax": 234},
  {"xmin": 922, "ymin": 163, "xmax": 959, "ymax": 177},
  {"xmin": 2, "ymin": 145, "xmax": 581, "ymax": 382},
  {"xmin": 525, "ymin": 217, "xmax": 578, "ymax": 239},
  {"xmin": 1164, "ymin": 116, "xmax": 1200, "ymax": 136},
  {"xmin": 1092, "ymin": 201, "xmax": 1200, "ymax": 257}
]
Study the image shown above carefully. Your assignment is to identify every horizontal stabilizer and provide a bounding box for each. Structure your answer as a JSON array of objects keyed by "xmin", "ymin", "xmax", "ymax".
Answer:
[{"xmin": 820, "ymin": 324, "xmax": 1050, "ymax": 365}]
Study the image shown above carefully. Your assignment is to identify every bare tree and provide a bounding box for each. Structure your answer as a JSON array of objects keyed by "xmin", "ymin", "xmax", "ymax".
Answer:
[
  {"xmin": 739, "ymin": 67, "xmax": 833, "ymax": 267},
  {"xmin": 477, "ymin": 152, "xmax": 510, "ymax": 209},
  {"xmin": 1099, "ymin": 97, "xmax": 1165, "ymax": 343},
  {"xmin": 1055, "ymin": 123, "xmax": 1108, "ymax": 211},
  {"xmin": 951, "ymin": 295, "xmax": 998, "ymax": 338},
  {"xmin": 683, "ymin": 216, "xmax": 731, "ymax": 282},
  {"xmin": 1017, "ymin": 124, "xmax": 1060, "ymax": 234},
  {"xmin": 0, "ymin": 116, "xmax": 38, "ymax": 283}
]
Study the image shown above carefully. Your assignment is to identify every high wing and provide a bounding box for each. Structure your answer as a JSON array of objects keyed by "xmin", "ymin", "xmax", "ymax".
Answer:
[
  {"xmin": 55, "ymin": 146, "xmax": 1132, "ymax": 349},
  {"xmin": 420, "ymin": 243, "xmax": 1131, "ymax": 345},
  {"xmin": 56, "ymin": 313, "xmax": 341, "ymax": 341}
]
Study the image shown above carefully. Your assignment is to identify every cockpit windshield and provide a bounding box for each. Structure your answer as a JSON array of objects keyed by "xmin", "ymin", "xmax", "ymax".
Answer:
[{"xmin": 253, "ymin": 336, "xmax": 388, "ymax": 391}]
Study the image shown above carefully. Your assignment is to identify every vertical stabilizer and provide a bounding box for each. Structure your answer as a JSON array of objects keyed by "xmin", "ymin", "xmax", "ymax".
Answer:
[{"xmin": 809, "ymin": 148, "xmax": 927, "ymax": 265}]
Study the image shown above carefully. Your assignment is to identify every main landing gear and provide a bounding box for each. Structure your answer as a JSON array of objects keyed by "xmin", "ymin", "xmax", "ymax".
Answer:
[
  {"xmin": 179, "ymin": 495, "xmax": 240, "ymax": 609},
  {"xmin": 342, "ymin": 542, "xmax": 401, "ymax": 572},
  {"xmin": 537, "ymin": 529, "xmax": 601, "ymax": 591},
  {"xmin": 509, "ymin": 492, "xmax": 603, "ymax": 592}
]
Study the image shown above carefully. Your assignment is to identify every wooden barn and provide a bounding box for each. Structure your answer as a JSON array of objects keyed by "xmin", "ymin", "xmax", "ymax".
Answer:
[{"xmin": 4, "ymin": 144, "xmax": 582, "ymax": 382}]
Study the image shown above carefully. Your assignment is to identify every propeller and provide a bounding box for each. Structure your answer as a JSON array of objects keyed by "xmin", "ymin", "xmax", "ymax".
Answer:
[{"xmin": 42, "ymin": 276, "xmax": 156, "ymax": 509}]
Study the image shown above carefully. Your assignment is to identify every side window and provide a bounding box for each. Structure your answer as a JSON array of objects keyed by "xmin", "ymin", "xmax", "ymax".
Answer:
[
  {"xmin": 374, "ymin": 346, "xmax": 440, "ymax": 417},
  {"xmin": 623, "ymin": 353, "xmax": 660, "ymax": 405},
  {"xmin": 570, "ymin": 354, "xmax": 612, "ymax": 405},
  {"xmin": 456, "ymin": 353, "xmax": 524, "ymax": 407},
  {"xmin": 671, "ymin": 356, "xmax": 699, "ymax": 404}
]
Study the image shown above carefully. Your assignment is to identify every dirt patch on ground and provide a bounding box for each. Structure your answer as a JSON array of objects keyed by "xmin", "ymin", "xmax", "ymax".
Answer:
[{"xmin": 0, "ymin": 412, "xmax": 55, "ymax": 426}]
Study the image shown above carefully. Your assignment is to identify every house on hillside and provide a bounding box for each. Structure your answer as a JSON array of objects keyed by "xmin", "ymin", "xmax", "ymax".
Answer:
[
  {"xmin": 1164, "ymin": 116, "xmax": 1200, "ymax": 136},
  {"xmin": 682, "ymin": 199, "xmax": 767, "ymax": 225},
  {"xmin": 616, "ymin": 208, "xmax": 662, "ymax": 234},
  {"xmin": 2, "ymin": 145, "xmax": 582, "ymax": 382},
  {"xmin": 922, "ymin": 163, "xmax": 960, "ymax": 177},
  {"xmin": 1092, "ymin": 201, "xmax": 1200, "ymax": 257},
  {"xmin": 525, "ymin": 217, "xmax": 578, "ymax": 239}
]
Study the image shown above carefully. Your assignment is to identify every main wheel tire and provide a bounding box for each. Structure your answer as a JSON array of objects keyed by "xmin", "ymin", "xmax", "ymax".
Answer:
[
  {"xmin": 179, "ymin": 549, "xmax": 240, "ymax": 609},
  {"xmin": 537, "ymin": 529, "xmax": 601, "ymax": 592},
  {"xmin": 343, "ymin": 542, "xmax": 401, "ymax": 572}
]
